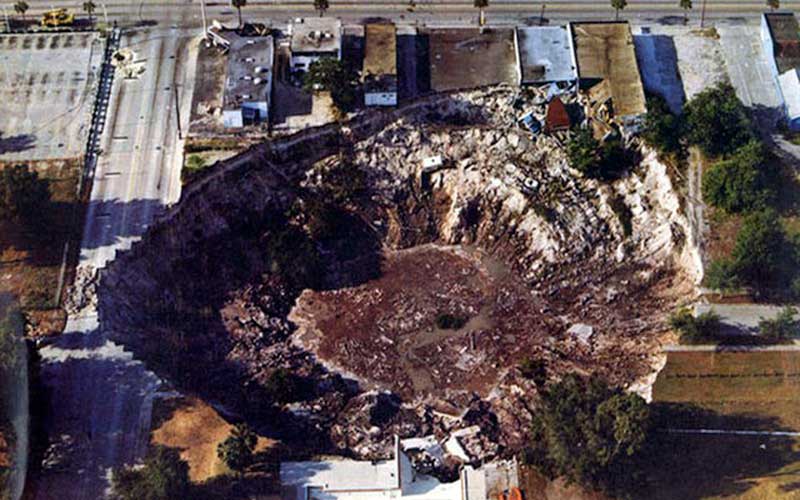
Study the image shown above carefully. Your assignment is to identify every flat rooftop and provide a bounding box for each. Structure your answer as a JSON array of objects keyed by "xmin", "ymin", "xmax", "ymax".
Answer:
[
  {"xmin": 222, "ymin": 34, "xmax": 274, "ymax": 110},
  {"xmin": 364, "ymin": 23, "xmax": 396, "ymax": 77},
  {"xmin": 516, "ymin": 26, "xmax": 577, "ymax": 84},
  {"xmin": 571, "ymin": 21, "xmax": 646, "ymax": 118},
  {"xmin": 764, "ymin": 12, "xmax": 800, "ymax": 74},
  {"xmin": 290, "ymin": 17, "xmax": 342, "ymax": 54},
  {"xmin": 425, "ymin": 28, "xmax": 518, "ymax": 92}
]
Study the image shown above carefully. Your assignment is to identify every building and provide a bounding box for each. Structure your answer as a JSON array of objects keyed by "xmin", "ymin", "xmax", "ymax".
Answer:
[
  {"xmin": 208, "ymin": 26, "xmax": 274, "ymax": 129},
  {"xmin": 570, "ymin": 21, "xmax": 647, "ymax": 125},
  {"xmin": 514, "ymin": 26, "xmax": 577, "ymax": 86},
  {"xmin": 289, "ymin": 17, "xmax": 342, "ymax": 72},
  {"xmin": 363, "ymin": 23, "xmax": 398, "ymax": 106},
  {"xmin": 761, "ymin": 12, "xmax": 800, "ymax": 130},
  {"xmin": 426, "ymin": 28, "xmax": 518, "ymax": 92},
  {"xmin": 280, "ymin": 436, "xmax": 505, "ymax": 500}
]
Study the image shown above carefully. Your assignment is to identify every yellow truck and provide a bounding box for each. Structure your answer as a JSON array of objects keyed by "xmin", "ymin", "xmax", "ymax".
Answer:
[{"xmin": 41, "ymin": 8, "xmax": 74, "ymax": 27}]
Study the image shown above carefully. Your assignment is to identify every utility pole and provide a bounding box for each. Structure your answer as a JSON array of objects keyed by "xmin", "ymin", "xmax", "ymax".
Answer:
[
  {"xmin": 101, "ymin": 2, "xmax": 108, "ymax": 25},
  {"xmin": 700, "ymin": 0, "xmax": 707, "ymax": 27},
  {"xmin": 539, "ymin": 3, "xmax": 545, "ymax": 25},
  {"xmin": 200, "ymin": 0, "xmax": 208, "ymax": 38},
  {"xmin": 1, "ymin": 5, "xmax": 9, "ymax": 33},
  {"xmin": 174, "ymin": 86, "xmax": 182, "ymax": 140}
]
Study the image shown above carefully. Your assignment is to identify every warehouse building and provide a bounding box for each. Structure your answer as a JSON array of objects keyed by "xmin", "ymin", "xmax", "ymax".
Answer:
[
  {"xmin": 289, "ymin": 17, "xmax": 342, "ymax": 72},
  {"xmin": 221, "ymin": 34, "xmax": 274, "ymax": 128},
  {"xmin": 515, "ymin": 26, "xmax": 577, "ymax": 86},
  {"xmin": 363, "ymin": 23, "xmax": 398, "ymax": 106}
]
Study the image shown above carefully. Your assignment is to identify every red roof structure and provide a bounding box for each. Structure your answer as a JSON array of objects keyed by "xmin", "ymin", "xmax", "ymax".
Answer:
[{"xmin": 545, "ymin": 96, "xmax": 571, "ymax": 132}]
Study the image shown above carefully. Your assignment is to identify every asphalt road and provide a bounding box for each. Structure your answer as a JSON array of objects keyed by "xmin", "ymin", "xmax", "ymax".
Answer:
[
  {"xmin": 10, "ymin": 0, "xmax": 800, "ymax": 30},
  {"xmin": 33, "ymin": 27, "xmax": 196, "ymax": 500}
]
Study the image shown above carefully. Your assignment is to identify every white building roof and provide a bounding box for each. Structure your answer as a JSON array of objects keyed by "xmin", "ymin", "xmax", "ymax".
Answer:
[
  {"xmin": 516, "ymin": 26, "xmax": 577, "ymax": 84},
  {"xmin": 290, "ymin": 17, "xmax": 342, "ymax": 55},
  {"xmin": 779, "ymin": 68, "xmax": 800, "ymax": 121}
]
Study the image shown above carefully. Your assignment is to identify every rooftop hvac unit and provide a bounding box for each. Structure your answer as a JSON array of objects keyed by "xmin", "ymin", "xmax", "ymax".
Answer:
[
  {"xmin": 254, "ymin": 77, "xmax": 263, "ymax": 84},
  {"xmin": 245, "ymin": 57, "xmax": 256, "ymax": 62},
  {"xmin": 242, "ymin": 75, "xmax": 253, "ymax": 80},
  {"xmin": 255, "ymin": 66, "xmax": 267, "ymax": 73}
]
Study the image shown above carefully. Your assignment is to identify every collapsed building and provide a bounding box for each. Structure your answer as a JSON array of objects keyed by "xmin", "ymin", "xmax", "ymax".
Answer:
[{"xmin": 570, "ymin": 21, "xmax": 647, "ymax": 130}]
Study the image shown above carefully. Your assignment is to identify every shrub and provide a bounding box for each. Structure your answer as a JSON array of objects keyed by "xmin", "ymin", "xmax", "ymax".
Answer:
[
  {"xmin": 669, "ymin": 307, "xmax": 721, "ymax": 343},
  {"xmin": 730, "ymin": 209, "xmax": 796, "ymax": 293},
  {"xmin": 264, "ymin": 368, "xmax": 306, "ymax": 404},
  {"xmin": 642, "ymin": 94, "xmax": 682, "ymax": 154},
  {"xmin": 704, "ymin": 258, "xmax": 740, "ymax": 291},
  {"xmin": 217, "ymin": 423, "xmax": 257, "ymax": 477},
  {"xmin": 759, "ymin": 306, "xmax": 799, "ymax": 340},
  {"xmin": 683, "ymin": 82, "xmax": 754, "ymax": 157},
  {"xmin": 566, "ymin": 129, "xmax": 632, "ymax": 180},
  {"xmin": 111, "ymin": 446, "xmax": 190, "ymax": 500},
  {"xmin": 702, "ymin": 141, "xmax": 776, "ymax": 213},
  {"xmin": 0, "ymin": 164, "xmax": 51, "ymax": 226}
]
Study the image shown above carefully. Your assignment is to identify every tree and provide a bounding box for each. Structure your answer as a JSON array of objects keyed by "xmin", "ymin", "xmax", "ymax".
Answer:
[
  {"xmin": 668, "ymin": 307, "xmax": 721, "ymax": 343},
  {"xmin": 566, "ymin": 128, "xmax": 631, "ymax": 180},
  {"xmin": 702, "ymin": 140, "xmax": 776, "ymax": 213},
  {"xmin": 303, "ymin": 57, "xmax": 357, "ymax": 113},
  {"xmin": 13, "ymin": 1, "xmax": 28, "ymax": 22},
  {"xmin": 767, "ymin": 0, "xmax": 780, "ymax": 11},
  {"xmin": 680, "ymin": 0, "xmax": 692, "ymax": 22},
  {"xmin": 683, "ymin": 82, "xmax": 754, "ymax": 157},
  {"xmin": 313, "ymin": 0, "xmax": 329, "ymax": 17},
  {"xmin": 217, "ymin": 423, "xmax": 257, "ymax": 477},
  {"xmin": 231, "ymin": 0, "xmax": 246, "ymax": 28},
  {"xmin": 110, "ymin": 446, "xmax": 190, "ymax": 500},
  {"xmin": 525, "ymin": 374, "xmax": 649, "ymax": 495},
  {"xmin": 759, "ymin": 306, "xmax": 798, "ymax": 340},
  {"xmin": 83, "ymin": 1, "xmax": 97, "ymax": 28},
  {"xmin": 264, "ymin": 368, "xmax": 305, "ymax": 403},
  {"xmin": 730, "ymin": 209, "xmax": 795, "ymax": 293},
  {"xmin": 642, "ymin": 95, "xmax": 682, "ymax": 154},
  {"xmin": 519, "ymin": 357, "xmax": 547, "ymax": 388},
  {"xmin": 0, "ymin": 165, "xmax": 51, "ymax": 227},
  {"xmin": 474, "ymin": 0, "xmax": 489, "ymax": 26},
  {"xmin": 611, "ymin": 0, "xmax": 627, "ymax": 20}
]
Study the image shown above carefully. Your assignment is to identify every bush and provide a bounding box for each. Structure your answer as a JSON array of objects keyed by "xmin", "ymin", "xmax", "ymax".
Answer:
[
  {"xmin": 730, "ymin": 209, "xmax": 796, "ymax": 293},
  {"xmin": 217, "ymin": 423, "xmax": 257, "ymax": 477},
  {"xmin": 759, "ymin": 306, "xmax": 799, "ymax": 340},
  {"xmin": 525, "ymin": 374, "xmax": 649, "ymax": 496},
  {"xmin": 683, "ymin": 82, "xmax": 754, "ymax": 157},
  {"xmin": 111, "ymin": 446, "xmax": 190, "ymax": 500},
  {"xmin": 704, "ymin": 258, "xmax": 740, "ymax": 291},
  {"xmin": 668, "ymin": 307, "xmax": 721, "ymax": 343},
  {"xmin": 642, "ymin": 94, "xmax": 682, "ymax": 154},
  {"xmin": 702, "ymin": 141, "xmax": 776, "ymax": 213},
  {"xmin": 566, "ymin": 129, "xmax": 632, "ymax": 180}
]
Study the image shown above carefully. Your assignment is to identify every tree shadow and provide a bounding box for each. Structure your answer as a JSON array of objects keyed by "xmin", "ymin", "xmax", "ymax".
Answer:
[
  {"xmin": 629, "ymin": 402, "xmax": 800, "ymax": 499},
  {"xmin": 0, "ymin": 134, "xmax": 36, "ymax": 155}
]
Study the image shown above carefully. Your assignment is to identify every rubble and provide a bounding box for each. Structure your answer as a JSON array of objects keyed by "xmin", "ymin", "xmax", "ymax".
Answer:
[{"xmin": 95, "ymin": 86, "xmax": 700, "ymax": 471}]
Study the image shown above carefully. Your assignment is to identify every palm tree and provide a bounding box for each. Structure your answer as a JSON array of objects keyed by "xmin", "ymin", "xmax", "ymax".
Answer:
[
  {"xmin": 314, "ymin": 0, "xmax": 329, "ymax": 17},
  {"xmin": 474, "ymin": 0, "xmax": 488, "ymax": 26},
  {"xmin": 680, "ymin": 0, "xmax": 692, "ymax": 23},
  {"xmin": 767, "ymin": 0, "xmax": 780, "ymax": 11},
  {"xmin": 231, "ymin": 0, "xmax": 246, "ymax": 28},
  {"xmin": 13, "ymin": 1, "xmax": 28, "ymax": 23},
  {"xmin": 610, "ymin": 0, "xmax": 627, "ymax": 20},
  {"xmin": 83, "ymin": 1, "xmax": 97, "ymax": 28}
]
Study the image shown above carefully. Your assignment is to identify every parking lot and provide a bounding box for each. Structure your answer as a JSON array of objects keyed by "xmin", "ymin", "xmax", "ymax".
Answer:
[{"xmin": 0, "ymin": 33, "xmax": 102, "ymax": 161}]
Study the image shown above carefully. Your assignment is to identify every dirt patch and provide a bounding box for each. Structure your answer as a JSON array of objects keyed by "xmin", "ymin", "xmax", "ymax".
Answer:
[{"xmin": 151, "ymin": 396, "xmax": 277, "ymax": 483}]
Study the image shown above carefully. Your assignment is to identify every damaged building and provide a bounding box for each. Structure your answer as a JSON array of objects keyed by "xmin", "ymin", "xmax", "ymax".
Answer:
[
  {"xmin": 363, "ymin": 23, "xmax": 398, "ymax": 107},
  {"xmin": 426, "ymin": 28, "xmax": 519, "ymax": 92},
  {"xmin": 761, "ymin": 12, "xmax": 800, "ymax": 130},
  {"xmin": 514, "ymin": 26, "xmax": 578, "ymax": 86},
  {"xmin": 570, "ymin": 21, "xmax": 647, "ymax": 128}
]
